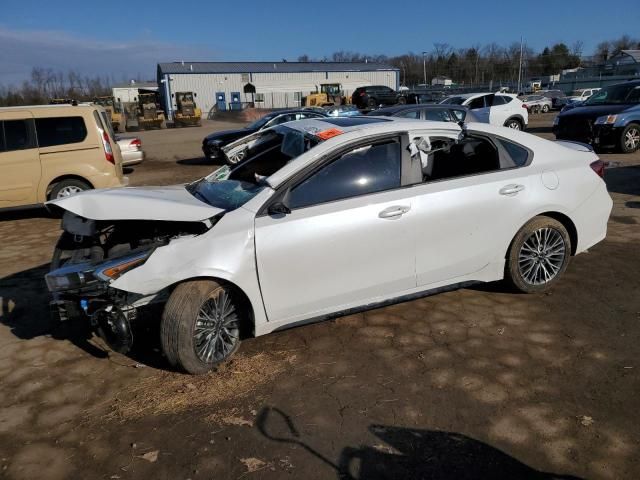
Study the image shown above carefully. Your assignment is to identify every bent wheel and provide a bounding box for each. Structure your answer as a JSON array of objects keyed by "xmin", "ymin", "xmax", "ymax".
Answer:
[
  {"xmin": 505, "ymin": 216, "xmax": 571, "ymax": 293},
  {"xmin": 161, "ymin": 280, "xmax": 243, "ymax": 374}
]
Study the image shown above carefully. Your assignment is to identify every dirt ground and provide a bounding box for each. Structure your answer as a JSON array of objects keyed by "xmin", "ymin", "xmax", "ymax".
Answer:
[{"xmin": 0, "ymin": 113, "xmax": 639, "ymax": 479}]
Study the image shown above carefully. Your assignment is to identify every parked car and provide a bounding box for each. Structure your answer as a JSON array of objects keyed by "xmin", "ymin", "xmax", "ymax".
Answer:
[
  {"xmin": 0, "ymin": 104, "xmax": 126, "ymax": 211},
  {"xmin": 46, "ymin": 116, "xmax": 611, "ymax": 374},
  {"xmin": 539, "ymin": 90, "xmax": 568, "ymax": 110},
  {"xmin": 202, "ymin": 109, "xmax": 328, "ymax": 164},
  {"xmin": 366, "ymin": 104, "xmax": 479, "ymax": 123},
  {"xmin": 520, "ymin": 95, "xmax": 553, "ymax": 113},
  {"xmin": 351, "ymin": 86, "xmax": 404, "ymax": 109},
  {"xmin": 405, "ymin": 90, "xmax": 447, "ymax": 104},
  {"xmin": 553, "ymin": 80, "xmax": 640, "ymax": 153},
  {"xmin": 440, "ymin": 93, "xmax": 529, "ymax": 130},
  {"xmin": 567, "ymin": 88, "xmax": 600, "ymax": 103},
  {"xmin": 116, "ymin": 136, "xmax": 144, "ymax": 167}
]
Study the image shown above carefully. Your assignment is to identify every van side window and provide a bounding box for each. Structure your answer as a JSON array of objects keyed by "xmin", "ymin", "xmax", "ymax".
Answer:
[
  {"xmin": 35, "ymin": 117, "xmax": 87, "ymax": 148},
  {"xmin": 2, "ymin": 120, "xmax": 36, "ymax": 151}
]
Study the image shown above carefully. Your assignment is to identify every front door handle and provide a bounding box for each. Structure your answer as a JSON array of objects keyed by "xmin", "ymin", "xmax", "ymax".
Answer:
[
  {"xmin": 379, "ymin": 205, "xmax": 411, "ymax": 219},
  {"xmin": 499, "ymin": 184, "xmax": 525, "ymax": 196}
]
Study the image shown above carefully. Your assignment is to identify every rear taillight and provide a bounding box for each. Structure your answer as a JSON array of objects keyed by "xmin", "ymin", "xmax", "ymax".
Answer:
[
  {"xmin": 590, "ymin": 159, "xmax": 606, "ymax": 178},
  {"xmin": 359, "ymin": 92, "xmax": 366, "ymax": 97},
  {"xmin": 101, "ymin": 130, "xmax": 114, "ymax": 164},
  {"xmin": 130, "ymin": 138, "xmax": 141, "ymax": 150},
  {"xmin": 522, "ymin": 104, "xmax": 528, "ymax": 109}
]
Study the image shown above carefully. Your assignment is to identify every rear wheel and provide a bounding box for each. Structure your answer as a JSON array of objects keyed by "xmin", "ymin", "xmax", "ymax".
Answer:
[
  {"xmin": 620, "ymin": 123, "xmax": 640, "ymax": 153},
  {"xmin": 505, "ymin": 216, "xmax": 571, "ymax": 293},
  {"xmin": 161, "ymin": 280, "xmax": 244, "ymax": 374},
  {"xmin": 367, "ymin": 97, "xmax": 377, "ymax": 108},
  {"xmin": 504, "ymin": 118, "xmax": 522, "ymax": 130},
  {"xmin": 542, "ymin": 104, "xmax": 550, "ymax": 113},
  {"xmin": 49, "ymin": 179, "xmax": 91, "ymax": 200}
]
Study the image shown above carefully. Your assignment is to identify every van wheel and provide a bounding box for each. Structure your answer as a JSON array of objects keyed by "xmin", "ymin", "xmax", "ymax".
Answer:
[
  {"xmin": 49, "ymin": 179, "xmax": 91, "ymax": 200},
  {"xmin": 161, "ymin": 280, "xmax": 244, "ymax": 374},
  {"xmin": 505, "ymin": 216, "xmax": 571, "ymax": 293}
]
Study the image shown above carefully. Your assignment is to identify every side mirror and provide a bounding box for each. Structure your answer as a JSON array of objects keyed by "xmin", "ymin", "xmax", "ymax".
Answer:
[{"xmin": 268, "ymin": 202, "xmax": 291, "ymax": 216}]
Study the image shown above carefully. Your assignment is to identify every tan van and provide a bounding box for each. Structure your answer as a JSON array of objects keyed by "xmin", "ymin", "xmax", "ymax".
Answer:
[{"xmin": 0, "ymin": 104, "xmax": 127, "ymax": 210}]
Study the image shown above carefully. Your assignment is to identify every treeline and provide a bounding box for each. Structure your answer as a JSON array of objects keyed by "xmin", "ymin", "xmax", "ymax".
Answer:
[
  {"xmin": 0, "ymin": 68, "xmax": 145, "ymax": 107},
  {"xmin": 299, "ymin": 35, "xmax": 640, "ymax": 87}
]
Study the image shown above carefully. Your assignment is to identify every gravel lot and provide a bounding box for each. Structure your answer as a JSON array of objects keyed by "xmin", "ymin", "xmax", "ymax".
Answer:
[{"xmin": 0, "ymin": 113, "xmax": 639, "ymax": 479}]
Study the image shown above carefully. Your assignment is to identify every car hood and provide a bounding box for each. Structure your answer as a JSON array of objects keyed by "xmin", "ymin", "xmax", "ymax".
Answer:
[
  {"xmin": 47, "ymin": 185, "xmax": 224, "ymax": 222},
  {"xmin": 559, "ymin": 104, "xmax": 633, "ymax": 120},
  {"xmin": 204, "ymin": 127, "xmax": 257, "ymax": 143}
]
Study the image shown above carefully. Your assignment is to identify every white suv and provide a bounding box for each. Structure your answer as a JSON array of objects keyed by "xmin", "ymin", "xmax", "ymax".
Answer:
[{"xmin": 440, "ymin": 93, "xmax": 528, "ymax": 130}]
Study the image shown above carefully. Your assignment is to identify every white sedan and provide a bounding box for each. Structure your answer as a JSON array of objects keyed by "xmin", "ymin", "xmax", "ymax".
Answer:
[{"xmin": 46, "ymin": 117, "xmax": 612, "ymax": 374}]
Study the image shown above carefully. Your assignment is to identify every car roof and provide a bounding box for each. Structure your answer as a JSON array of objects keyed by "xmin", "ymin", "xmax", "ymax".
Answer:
[
  {"xmin": 367, "ymin": 104, "xmax": 469, "ymax": 116},
  {"xmin": 266, "ymin": 117, "xmax": 461, "ymax": 188},
  {"xmin": 0, "ymin": 104, "xmax": 99, "ymax": 112}
]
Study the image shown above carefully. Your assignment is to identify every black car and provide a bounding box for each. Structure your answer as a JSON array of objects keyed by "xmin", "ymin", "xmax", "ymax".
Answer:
[
  {"xmin": 366, "ymin": 104, "xmax": 479, "ymax": 123},
  {"xmin": 352, "ymin": 86, "xmax": 404, "ymax": 109},
  {"xmin": 552, "ymin": 80, "xmax": 640, "ymax": 153},
  {"xmin": 202, "ymin": 109, "xmax": 328, "ymax": 164}
]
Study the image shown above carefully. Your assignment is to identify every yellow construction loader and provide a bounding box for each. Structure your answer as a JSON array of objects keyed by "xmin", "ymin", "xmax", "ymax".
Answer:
[
  {"xmin": 94, "ymin": 96, "xmax": 123, "ymax": 132},
  {"xmin": 304, "ymin": 83, "xmax": 349, "ymax": 107},
  {"xmin": 125, "ymin": 92, "xmax": 165, "ymax": 131},
  {"xmin": 173, "ymin": 91, "xmax": 202, "ymax": 127}
]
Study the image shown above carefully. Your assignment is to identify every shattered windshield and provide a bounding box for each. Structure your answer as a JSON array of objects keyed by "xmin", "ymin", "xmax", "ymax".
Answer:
[{"xmin": 186, "ymin": 125, "xmax": 324, "ymax": 210}]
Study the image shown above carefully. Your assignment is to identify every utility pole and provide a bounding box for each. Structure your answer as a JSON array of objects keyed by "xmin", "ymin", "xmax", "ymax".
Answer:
[
  {"xmin": 517, "ymin": 36, "xmax": 524, "ymax": 93},
  {"xmin": 422, "ymin": 51, "xmax": 427, "ymax": 87}
]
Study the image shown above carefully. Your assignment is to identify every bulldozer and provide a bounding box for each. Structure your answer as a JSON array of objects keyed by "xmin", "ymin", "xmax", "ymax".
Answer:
[
  {"xmin": 125, "ymin": 92, "xmax": 165, "ymax": 131},
  {"xmin": 173, "ymin": 91, "xmax": 202, "ymax": 127},
  {"xmin": 304, "ymin": 83, "xmax": 349, "ymax": 107},
  {"xmin": 93, "ymin": 96, "xmax": 123, "ymax": 132}
]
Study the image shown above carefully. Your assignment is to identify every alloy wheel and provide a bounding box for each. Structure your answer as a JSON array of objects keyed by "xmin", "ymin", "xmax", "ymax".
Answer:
[
  {"xmin": 624, "ymin": 127, "xmax": 640, "ymax": 151},
  {"xmin": 507, "ymin": 120, "xmax": 521, "ymax": 130},
  {"xmin": 518, "ymin": 227, "xmax": 566, "ymax": 286},
  {"xmin": 56, "ymin": 185, "xmax": 84, "ymax": 198},
  {"xmin": 193, "ymin": 289, "xmax": 239, "ymax": 363}
]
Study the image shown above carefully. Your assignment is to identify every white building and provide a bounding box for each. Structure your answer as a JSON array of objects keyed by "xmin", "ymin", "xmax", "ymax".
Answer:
[
  {"xmin": 112, "ymin": 81, "xmax": 158, "ymax": 104},
  {"xmin": 156, "ymin": 61, "xmax": 400, "ymax": 119}
]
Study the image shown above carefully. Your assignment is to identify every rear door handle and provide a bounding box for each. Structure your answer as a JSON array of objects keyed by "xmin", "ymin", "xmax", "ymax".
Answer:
[
  {"xmin": 379, "ymin": 205, "xmax": 411, "ymax": 219},
  {"xmin": 499, "ymin": 184, "xmax": 525, "ymax": 196}
]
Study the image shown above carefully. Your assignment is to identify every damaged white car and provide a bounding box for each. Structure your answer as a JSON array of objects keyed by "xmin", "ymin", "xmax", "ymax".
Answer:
[{"xmin": 46, "ymin": 117, "xmax": 612, "ymax": 374}]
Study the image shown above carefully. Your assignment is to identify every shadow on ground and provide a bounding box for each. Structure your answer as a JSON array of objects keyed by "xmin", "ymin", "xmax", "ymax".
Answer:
[
  {"xmin": 257, "ymin": 406, "xmax": 584, "ymax": 480},
  {"xmin": 177, "ymin": 157, "xmax": 216, "ymax": 166},
  {"xmin": 604, "ymin": 165, "xmax": 640, "ymax": 195}
]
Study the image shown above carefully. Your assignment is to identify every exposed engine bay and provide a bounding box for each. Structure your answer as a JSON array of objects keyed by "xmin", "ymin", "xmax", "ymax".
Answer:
[{"xmin": 46, "ymin": 211, "xmax": 214, "ymax": 353}]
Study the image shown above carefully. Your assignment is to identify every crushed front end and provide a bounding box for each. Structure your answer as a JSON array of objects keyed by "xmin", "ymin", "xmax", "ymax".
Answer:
[{"xmin": 46, "ymin": 211, "xmax": 213, "ymax": 353}]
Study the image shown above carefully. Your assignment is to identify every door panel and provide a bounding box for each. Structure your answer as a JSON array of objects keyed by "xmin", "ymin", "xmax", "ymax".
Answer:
[
  {"xmin": 0, "ymin": 115, "xmax": 40, "ymax": 207},
  {"xmin": 412, "ymin": 168, "xmax": 533, "ymax": 286},
  {"xmin": 255, "ymin": 188, "xmax": 417, "ymax": 322}
]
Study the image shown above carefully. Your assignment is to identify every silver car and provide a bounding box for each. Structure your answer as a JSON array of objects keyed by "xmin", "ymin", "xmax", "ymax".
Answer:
[
  {"xmin": 520, "ymin": 95, "xmax": 553, "ymax": 113},
  {"xmin": 116, "ymin": 136, "xmax": 145, "ymax": 167}
]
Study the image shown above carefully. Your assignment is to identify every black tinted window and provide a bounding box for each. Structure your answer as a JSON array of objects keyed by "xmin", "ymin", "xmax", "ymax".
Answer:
[
  {"xmin": 3, "ymin": 119, "xmax": 36, "ymax": 151},
  {"xmin": 424, "ymin": 109, "xmax": 451, "ymax": 122},
  {"xmin": 491, "ymin": 95, "xmax": 506, "ymax": 105},
  {"xmin": 467, "ymin": 96, "xmax": 485, "ymax": 109},
  {"xmin": 498, "ymin": 139, "xmax": 529, "ymax": 167},
  {"xmin": 35, "ymin": 116, "xmax": 87, "ymax": 147},
  {"xmin": 428, "ymin": 136, "xmax": 500, "ymax": 181},
  {"xmin": 289, "ymin": 140, "xmax": 401, "ymax": 209}
]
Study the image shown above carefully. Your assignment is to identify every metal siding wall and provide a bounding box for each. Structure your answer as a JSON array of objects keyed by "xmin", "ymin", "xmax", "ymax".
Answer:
[{"xmin": 163, "ymin": 69, "xmax": 399, "ymax": 111}]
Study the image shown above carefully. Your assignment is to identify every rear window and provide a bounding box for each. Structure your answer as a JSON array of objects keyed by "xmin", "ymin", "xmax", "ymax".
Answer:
[{"xmin": 35, "ymin": 116, "xmax": 87, "ymax": 147}]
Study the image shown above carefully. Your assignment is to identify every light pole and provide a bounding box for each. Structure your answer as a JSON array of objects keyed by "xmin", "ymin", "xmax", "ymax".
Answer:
[{"xmin": 422, "ymin": 51, "xmax": 427, "ymax": 87}]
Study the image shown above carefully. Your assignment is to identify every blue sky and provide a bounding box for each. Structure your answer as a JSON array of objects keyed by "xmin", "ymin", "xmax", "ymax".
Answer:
[{"xmin": 1, "ymin": 0, "xmax": 638, "ymax": 84}]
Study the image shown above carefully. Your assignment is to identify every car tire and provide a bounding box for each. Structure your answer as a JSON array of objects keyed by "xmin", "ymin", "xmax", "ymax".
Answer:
[
  {"xmin": 505, "ymin": 216, "xmax": 571, "ymax": 294},
  {"xmin": 49, "ymin": 179, "xmax": 91, "ymax": 200},
  {"xmin": 620, "ymin": 123, "xmax": 640, "ymax": 153},
  {"xmin": 504, "ymin": 118, "xmax": 523, "ymax": 130},
  {"xmin": 542, "ymin": 104, "xmax": 550, "ymax": 113},
  {"xmin": 161, "ymin": 279, "xmax": 244, "ymax": 375},
  {"xmin": 367, "ymin": 98, "xmax": 377, "ymax": 108}
]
